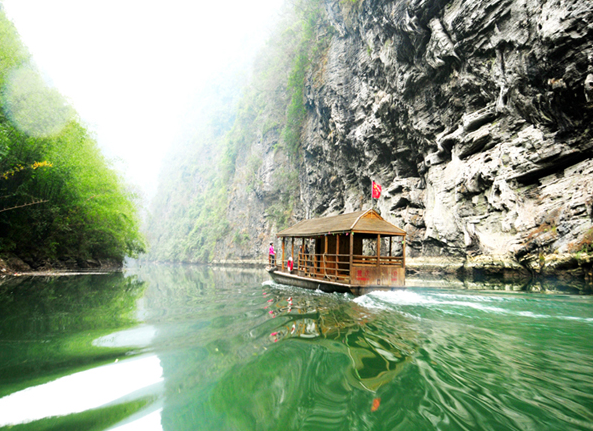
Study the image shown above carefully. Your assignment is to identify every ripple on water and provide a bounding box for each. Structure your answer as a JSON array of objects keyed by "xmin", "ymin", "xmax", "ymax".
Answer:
[{"xmin": 3, "ymin": 268, "xmax": 592, "ymax": 431}]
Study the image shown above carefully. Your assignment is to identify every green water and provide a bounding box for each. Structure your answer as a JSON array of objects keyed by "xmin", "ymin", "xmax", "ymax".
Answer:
[{"xmin": 0, "ymin": 266, "xmax": 592, "ymax": 431}]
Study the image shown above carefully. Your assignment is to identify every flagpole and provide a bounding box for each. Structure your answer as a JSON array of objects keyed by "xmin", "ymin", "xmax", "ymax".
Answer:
[{"xmin": 371, "ymin": 180, "xmax": 374, "ymax": 211}]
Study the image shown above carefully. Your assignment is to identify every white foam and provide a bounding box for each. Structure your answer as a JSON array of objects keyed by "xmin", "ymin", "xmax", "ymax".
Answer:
[
  {"xmin": 355, "ymin": 290, "xmax": 557, "ymax": 319},
  {"xmin": 367, "ymin": 290, "xmax": 435, "ymax": 306},
  {"xmin": 517, "ymin": 311, "xmax": 549, "ymax": 318}
]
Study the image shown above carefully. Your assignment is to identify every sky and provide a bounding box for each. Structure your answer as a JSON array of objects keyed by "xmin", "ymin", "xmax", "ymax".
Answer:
[{"xmin": 1, "ymin": 0, "xmax": 284, "ymax": 200}]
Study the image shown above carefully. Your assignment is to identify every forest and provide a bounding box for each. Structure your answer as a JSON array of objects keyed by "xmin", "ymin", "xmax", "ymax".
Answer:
[{"xmin": 0, "ymin": 11, "xmax": 144, "ymax": 270}]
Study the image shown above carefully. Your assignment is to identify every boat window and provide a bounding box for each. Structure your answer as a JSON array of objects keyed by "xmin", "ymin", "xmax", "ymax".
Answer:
[
  {"xmin": 380, "ymin": 237, "xmax": 390, "ymax": 256},
  {"xmin": 390, "ymin": 238, "xmax": 404, "ymax": 256},
  {"xmin": 362, "ymin": 238, "xmax": 377, "ymax": 256}
]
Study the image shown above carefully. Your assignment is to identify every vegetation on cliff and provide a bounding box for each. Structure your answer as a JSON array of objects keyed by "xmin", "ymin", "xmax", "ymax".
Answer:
[
  {"xmin": 0, "ymin": 12, "xmax": 145, "ymax": 268},
  {"xmin": 147, "ymin": 0, "xmax": 327, "ymax": 263}
]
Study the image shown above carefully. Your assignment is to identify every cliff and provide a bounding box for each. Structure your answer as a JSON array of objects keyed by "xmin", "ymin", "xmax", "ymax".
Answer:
[{"xmin": 150, "ymin": 0, "xmax": 593, "ymax": 286}]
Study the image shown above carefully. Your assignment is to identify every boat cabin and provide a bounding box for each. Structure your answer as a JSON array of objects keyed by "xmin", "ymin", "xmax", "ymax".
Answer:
[{"xmin": 269, "ymin": 209, "xmax": 406, "ymax": 294}]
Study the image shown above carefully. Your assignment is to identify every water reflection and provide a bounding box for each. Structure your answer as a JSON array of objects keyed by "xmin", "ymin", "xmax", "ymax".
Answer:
[
  {"xmin": 0, "ymin": 274, "xmax": 147, "ymax": 396},
  {"xmin": 260, "ymin": 286, "xmax": 417, "ymax": 393},
  {"xmin": 93, "ymin": 325, "xmax": 158, "ymax": 348},
  {"xmin": 0, "ymin": 273, "xmax": 152, "ymax": 428},
  {"xmin": 128, "ymin": 266, "xmax": 420, "ymax": 431},
  {"xmin": 0, "ymin": 355, "xmax": 163, "ymax": 427},
  {"xmin": 109, "ymin": 406, "xmax": 163, "ymax": 431},
  {"xmin": 0, "ymin": 267, "xmax": 422, "ymax": 430},
  {"xmin": 3, "ymin": 266, "xmax": 589, "ymax": 430}
]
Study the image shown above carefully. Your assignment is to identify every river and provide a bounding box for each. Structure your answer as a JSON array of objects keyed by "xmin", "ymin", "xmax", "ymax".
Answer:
[{"xmin": 0, "ymin": 265, "xmax": 592, "ymax": 430}]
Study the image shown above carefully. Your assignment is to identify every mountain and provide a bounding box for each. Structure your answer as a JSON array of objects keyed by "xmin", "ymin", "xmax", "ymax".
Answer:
[{"xmin": 149, "ymin": 0, "xmax": 593, "ymax": 282}]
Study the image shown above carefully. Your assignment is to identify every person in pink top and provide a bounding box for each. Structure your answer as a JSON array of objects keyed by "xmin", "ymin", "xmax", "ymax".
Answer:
[{"xmin": 269, "ymin": 242, "xmax": 276, "ymax": 267}]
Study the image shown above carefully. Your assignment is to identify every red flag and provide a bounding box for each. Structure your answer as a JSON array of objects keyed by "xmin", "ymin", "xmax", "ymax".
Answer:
[{"xmin": 372, "ymin": 181, "xmax": 382, "ymax": 199}]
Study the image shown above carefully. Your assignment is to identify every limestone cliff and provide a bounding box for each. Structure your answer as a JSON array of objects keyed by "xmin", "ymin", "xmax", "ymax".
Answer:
[
  {"xmin": 293, "ymin": 0, "xmax": 593, "ymax": 277},
  {"xmin": 152, "ymin": 0, "xmax": 593, "ymax": 283}
]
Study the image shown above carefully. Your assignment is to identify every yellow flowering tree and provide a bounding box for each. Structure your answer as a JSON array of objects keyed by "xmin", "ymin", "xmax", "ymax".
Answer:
[{"xmin": 0, "ymin": 11, "xmax": 145, "ymax": 265}]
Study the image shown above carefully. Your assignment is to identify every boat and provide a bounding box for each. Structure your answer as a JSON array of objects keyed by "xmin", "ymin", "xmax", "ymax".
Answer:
[{"xmin": 267, "ymin": 209, "xmax": 406, "ymax": 295}]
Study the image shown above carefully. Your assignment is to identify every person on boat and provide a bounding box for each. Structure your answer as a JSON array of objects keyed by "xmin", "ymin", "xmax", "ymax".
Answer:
[
  {"xmin": 269, "ymin": 242, "xmax": 276, "ymax": 267},
  {"xmin": 304, "ymin": 243, "xmax": 310, "ymax": 272},
  {"xmin": 287, "ymin": 256, "xmax": 294, "ymax": 272}
]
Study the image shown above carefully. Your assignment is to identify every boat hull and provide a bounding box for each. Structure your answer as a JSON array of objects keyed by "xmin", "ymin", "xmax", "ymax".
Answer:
[{"xmin": 267, "ymin": 269, "xmax": 404, "ymax": 296}]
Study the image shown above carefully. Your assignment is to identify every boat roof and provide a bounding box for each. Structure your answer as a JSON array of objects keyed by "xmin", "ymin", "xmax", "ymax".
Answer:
[{"xmin": 277, "ymin": 209, "xmax": 406, "ymax": 237}]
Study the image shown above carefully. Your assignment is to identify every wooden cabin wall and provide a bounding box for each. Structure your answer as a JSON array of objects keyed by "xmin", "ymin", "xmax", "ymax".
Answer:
[
  {"xmin": 339, "ymin": 235, "xmax": 350, "ymax": 256},
  {"xmin": 312, "ymin": 234, "xmax": 353, "ymax": 279},
  {"xmin": 299, "ymin": 238, "xmax": 315, "ymax": 274}
]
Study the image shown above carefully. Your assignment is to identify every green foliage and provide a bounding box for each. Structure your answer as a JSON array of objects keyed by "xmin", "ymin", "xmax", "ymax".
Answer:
[
  {"xmin": 232, "ymin": 230, "xmax": 250, "ymax": 246},
  {"xmin": 183, "ymin": 179, "xmax": 231, "ymax": 262},
  {"xmin": 578, "ymin": 228, "xmax": 593, "ymax": 253},
  {"xmin": 3, "ymin": 65, "xmax": 76, "ymax": 138},
  {"xmin": 266, "ymin": 167, "xmax": 299, "ymax": 229},
  {"xmin": 282, "ymin": 52, "xmax": 308, "ymax": 157},
  {"xmin": 0, "ymin": 12, "xmax": 145, "ymax": 263},
  {"xmin": 147, "ymin": 0, "xmax": 331, "ymax": 262},
  {"xmin": 280, "ymin": 0, "xmax": 325, "ymax": 160}
]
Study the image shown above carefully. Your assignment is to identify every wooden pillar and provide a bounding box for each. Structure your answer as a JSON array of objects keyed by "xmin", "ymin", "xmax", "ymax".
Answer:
[
  {"xmin": 324, "ymin": 235, "xmax": 328, "ymax": 276},
  {"xmin": 335, "ymin": 234, "xmax": 340, "ymax": 277},
  {"xmin": 291, "ymin": 237, "xmax": 294, "ymax": 272},
  {"xmin": 349, "ymin": 232, "xmax": 354, "ymax": 281},
  {"xmin": 282, "ymin": 238, "xmax": 285, "ymax": 271},
  {"xmin": 403, "ymin": 235, "xmax": 406, "ymax": 269},
  {"xmin": 300, "ymin": 238, "xmax": 304, "ymax": 271},
  {"xmin": 314, "ymin": 239, "xmax": 318, "ymax": 275},
  {"xmin": 389, "ymin": 236, "xmax": 392, "ymax": 257},
  {"xmin": 377, "ymin": 234, "xmax": 381, "ymax": 268}
]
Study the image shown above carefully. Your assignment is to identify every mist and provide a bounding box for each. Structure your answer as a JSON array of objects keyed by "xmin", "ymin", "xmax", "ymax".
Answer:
[{"xmin": 1, "ymin": 0, "xmax": 285, "ymax": 200}]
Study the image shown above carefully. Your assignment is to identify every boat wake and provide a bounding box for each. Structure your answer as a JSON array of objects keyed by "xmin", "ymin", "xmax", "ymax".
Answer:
[{"xmin": 354, "ymin": 289, "xmax": 593, "ymax": 323}]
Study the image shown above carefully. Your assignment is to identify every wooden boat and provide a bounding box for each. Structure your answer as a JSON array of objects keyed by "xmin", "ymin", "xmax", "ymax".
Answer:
[{"xmin": 267, "ymin": 209, "xmax": 406, "ymax": 295}]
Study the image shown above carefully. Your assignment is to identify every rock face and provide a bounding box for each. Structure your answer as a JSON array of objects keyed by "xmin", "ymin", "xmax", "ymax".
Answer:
[
  {"xmin": 302, "ymin": 0, "xmax": 592, "ymax": 266},
  {"xmin": 214, "ymin": 0, "xmax": 593, "ymax": 282}
]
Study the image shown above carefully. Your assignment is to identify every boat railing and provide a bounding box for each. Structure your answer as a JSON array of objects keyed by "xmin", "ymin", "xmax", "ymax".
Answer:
[
  {"xmin": 352, "ymin": 255, "xmax": 404, "ymax": 267},
  {"xmin": 277, "ymin": 252, "xmax": 404, "ymax": 282},
  {"xmin": 278, "ymin": 253, "xmax": 350, "ymax": 282}
]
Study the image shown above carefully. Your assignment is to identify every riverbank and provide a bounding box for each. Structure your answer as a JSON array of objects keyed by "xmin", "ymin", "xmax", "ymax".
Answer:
[
  {"xmin": 0, "ymin": 254, "xmax": 122, "ymax": 277},
  {"xmin": 211, "ymin": 254, "xmax": 593, "ymax": 293},
  {"xmin": 4, "ymin": 253, "xmax": 593, "ymax": 293},
  {"xmin": 409, "ymin": 255, "xmax": 593, "ymax": 293}
]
